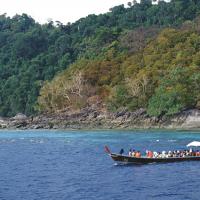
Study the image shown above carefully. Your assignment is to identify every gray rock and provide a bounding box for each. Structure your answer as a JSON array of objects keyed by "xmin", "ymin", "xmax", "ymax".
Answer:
[{"xmin": 13, "ymin": 113, "xmax": 27, "ymax": 120}]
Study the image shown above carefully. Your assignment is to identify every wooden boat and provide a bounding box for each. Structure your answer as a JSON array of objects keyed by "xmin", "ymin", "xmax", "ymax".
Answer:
[{"xmin": 105, "ymin": 146, "xmax": 200, "ymax": 165}]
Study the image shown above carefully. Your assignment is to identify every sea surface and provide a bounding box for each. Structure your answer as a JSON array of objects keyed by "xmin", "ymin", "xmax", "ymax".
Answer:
[{"xmin": 0, "ymin": 130, "xmax": 199, "ymax": 200}]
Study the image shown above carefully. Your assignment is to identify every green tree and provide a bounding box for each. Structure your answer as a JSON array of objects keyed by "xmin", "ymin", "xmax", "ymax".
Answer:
[{"xmin": 147, "ymin": 67, "xmax": 200, "ymax": 116}]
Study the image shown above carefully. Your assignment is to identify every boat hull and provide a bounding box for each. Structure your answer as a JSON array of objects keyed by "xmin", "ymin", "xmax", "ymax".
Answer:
[{"xmin": 110, "ymin": 153, "xmax": 200, "ymax": 164}]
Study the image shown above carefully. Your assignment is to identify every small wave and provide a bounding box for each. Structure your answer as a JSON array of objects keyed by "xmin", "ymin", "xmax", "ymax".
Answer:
[
  {"xmin": 168, "ymin": 140, "xmax": 176, "ymax": 142},
  {"xmin": 29, "ymin": 139, "xmax": 45, "ymax": 144},
  {"xmin": 64, "ymin": 140, "xmax": 70, "ymax": 143}
]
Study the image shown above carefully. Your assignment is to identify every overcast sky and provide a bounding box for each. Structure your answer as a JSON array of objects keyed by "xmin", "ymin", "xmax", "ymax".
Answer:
[{"xmin": 0, "ymin": 0, "xmax": 132, "ymax": 24}]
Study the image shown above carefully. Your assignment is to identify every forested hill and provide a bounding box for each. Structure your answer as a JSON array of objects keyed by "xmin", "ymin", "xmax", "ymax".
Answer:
[{"xmin": 1, "ymin": 0, "xmax": 200, "ymax": 117}]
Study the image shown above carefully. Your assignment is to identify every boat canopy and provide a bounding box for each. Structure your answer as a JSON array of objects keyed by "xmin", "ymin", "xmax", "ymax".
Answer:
[{"xmin": 187, "ymin": 141, "xmax": 200, "ymax": 147}]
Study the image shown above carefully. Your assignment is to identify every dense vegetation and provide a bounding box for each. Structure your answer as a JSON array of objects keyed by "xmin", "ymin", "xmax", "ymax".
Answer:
[
  {"xmin": 38, "ymin": 26, "xmax": 200, "ymax": 116},
  {"xmin": 1, "ymin": 0, "xmax": 200, "ymax": 116}
]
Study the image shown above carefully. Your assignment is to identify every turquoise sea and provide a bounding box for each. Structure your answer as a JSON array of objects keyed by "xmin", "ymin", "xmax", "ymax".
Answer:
[{"xmin": 0, "ymin": 130, "xmax": 200, "ymax": 200}]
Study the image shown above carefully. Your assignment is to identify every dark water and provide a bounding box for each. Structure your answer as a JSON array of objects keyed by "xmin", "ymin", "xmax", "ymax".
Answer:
[{"xmin": 0, "ymin": 130, "xmax": 200, "ymax": 200}]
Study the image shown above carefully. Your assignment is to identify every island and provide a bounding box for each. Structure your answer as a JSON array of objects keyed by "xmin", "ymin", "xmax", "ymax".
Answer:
[{"xmin": 1, "ymin": 0, "xmax": 200, "ymax": 130}]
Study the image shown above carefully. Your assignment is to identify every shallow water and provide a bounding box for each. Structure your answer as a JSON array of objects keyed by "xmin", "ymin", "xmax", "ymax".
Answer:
[{"xmin": 0, "ymin": 130, "xmax": 199, "ymax": 200}]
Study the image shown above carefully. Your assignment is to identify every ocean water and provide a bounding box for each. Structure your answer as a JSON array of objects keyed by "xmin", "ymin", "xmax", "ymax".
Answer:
[{"xmin": 0, "ymin": 130, "xmax": 200, "ymax": 200}]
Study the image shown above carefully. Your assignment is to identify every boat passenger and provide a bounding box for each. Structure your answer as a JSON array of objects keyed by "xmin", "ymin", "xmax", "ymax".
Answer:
[
  {"xmin": 196, "ymin": 150, "xmax": 200, "ymax": 156},
  {"xmin": 119, "ymin": 148, "xmax": 124, "ymax": 155},
  {"xmin": 168, "ymin": 151, "xmax": 172, "ymax": 157},
  {"xmin": 153, "ymin": 151, "xmax": 158, "ymax": 158},
  {"xmin": 128, "ymin": 149, "xmax": 132, "ymax": 156},
  {"xmin": 161, "ymin": 151, "xmax": 166, "ymax": 158},
  {"xmin": 180, "ymin": 151, "xmax": 184, "ymax": 157},
  {"xmin": 189, "ymin": 148, "xmax": 193, "ymax": 156},
  {"xmin": 158, "ymin": 152, "xmax": 162, "ymax": 158},
  {"xmin": 147, "ymin": 151, "xmax": 153, "ymax": 158},
  {"xmin": 131, "ymin": 150, "xmax": 136, "ymax": 157},
  {"xmin": 173, "ymin": 151, "xmax": 177, "ymax": 157},
  {"xmin": 135, "ymin": 151, "xmax": 141, "ymax": 158}
]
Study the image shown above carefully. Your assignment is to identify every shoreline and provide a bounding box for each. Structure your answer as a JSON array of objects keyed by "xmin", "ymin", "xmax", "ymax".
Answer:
[
  {"xmin": 1, "ymin": 108, "xmax": 200, "ymax": 131},
  {"xmin": 1, "ymin": 127, "xmax": 200, "ymax": 133},
  {"xmin": 1, "ymin": 128, "xmax": 200, "ymax": 136}
]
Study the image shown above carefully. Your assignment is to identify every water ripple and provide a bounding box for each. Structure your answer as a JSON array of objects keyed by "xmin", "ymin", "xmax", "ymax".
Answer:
[{"xmin": 0, "ymin": 130, "xmax": 199, "ymax": 199}]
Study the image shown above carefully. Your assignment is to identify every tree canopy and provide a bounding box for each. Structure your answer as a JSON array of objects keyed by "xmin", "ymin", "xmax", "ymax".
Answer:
[{"xmin": 2, "ymin": 0, "xmax": 200, "ymax": 116}]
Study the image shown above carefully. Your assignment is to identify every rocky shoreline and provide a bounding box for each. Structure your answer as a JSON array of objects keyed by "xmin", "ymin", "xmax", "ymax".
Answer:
[{"xmin": 1, "ymin": 108, "xmax": 200, "ymax": 130}]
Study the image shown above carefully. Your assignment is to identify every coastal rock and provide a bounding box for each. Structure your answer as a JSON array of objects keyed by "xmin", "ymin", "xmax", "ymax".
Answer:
[
  {"xmin": 114, "ymin": 109, "xmax": 128, "ymax": 118},
  {"xmin": 3, "ymin": 108, "xmax": 200, "ymax": 130},
  {"xmin": 131, "ymin": 108, "xmax": 146, "ymax": 117},
  {"xmin": 0, "ymin": 118, "xmax": 8, "ymax": 128},
  {"xmin": 179, "ymin": 109, "xmax": 200, "ymax": 129},
  {"xmin": 13, "ymin": 113, "xmax": 27, "ymax": 120},
  {"xmin": 15, "ymin": 121, "xmax": 27, "ymax": 128}
]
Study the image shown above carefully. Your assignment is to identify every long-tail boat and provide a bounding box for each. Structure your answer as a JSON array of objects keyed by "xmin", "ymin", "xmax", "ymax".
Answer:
[{"xmin": 104, "ymin": 146, "xmax": 200, "ymax": 165}]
